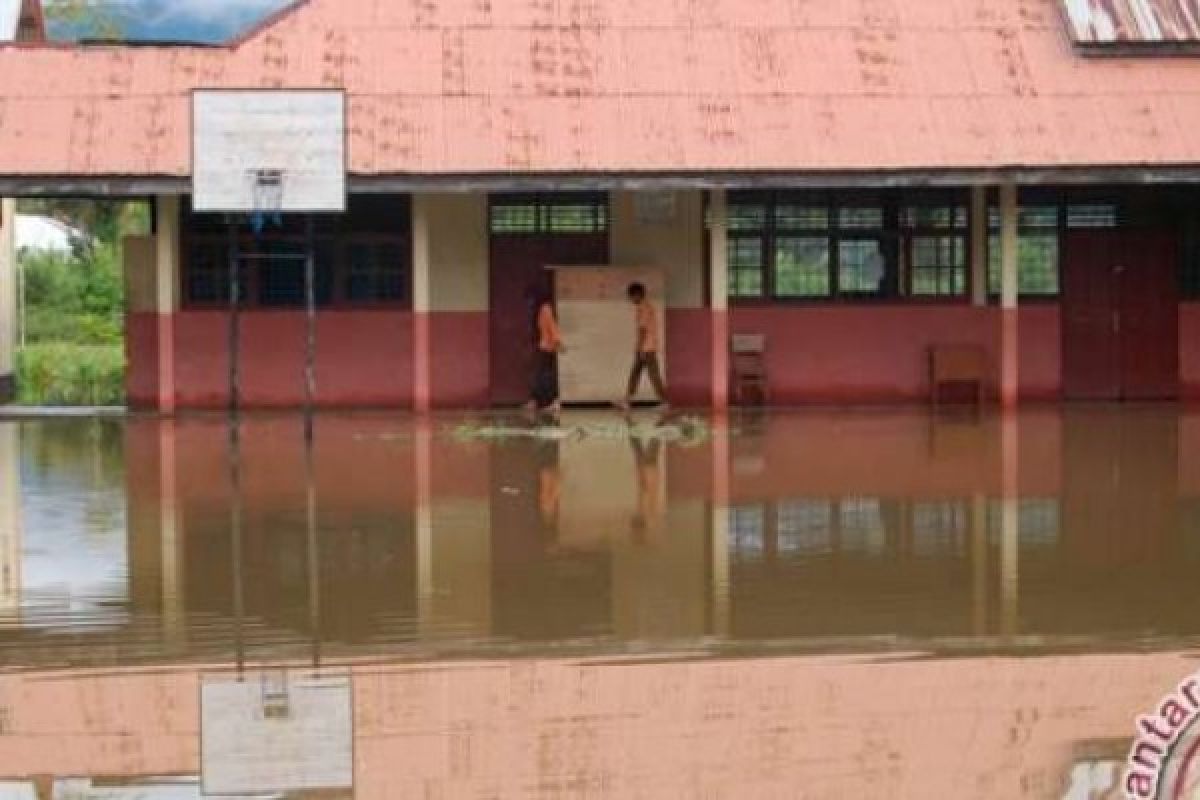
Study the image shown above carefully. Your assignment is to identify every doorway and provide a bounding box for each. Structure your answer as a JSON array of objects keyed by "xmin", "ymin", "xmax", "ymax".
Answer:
[
  {"xmin": 487, "ymin": 194, "xmax": 610, "ymax": 406},
  {"xmin": 1062, "ymin": 229, "xmax": 1179, "ymax": 401}
]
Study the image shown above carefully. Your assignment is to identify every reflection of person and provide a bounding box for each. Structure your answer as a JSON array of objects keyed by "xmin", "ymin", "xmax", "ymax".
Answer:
[
  {"xmin": 617, "ymin": 283, "xmax": 668, "ymax": 411},
  {"xmin": 630, "ymin": 434, "xmax": 663, "ymax": 545},
  {"xmin": 537, "ymin": 442, "xmax": 561, "ymax": 534},
  {"xmin": 526, "ymin": 288, "xmax": 564, "ymax": 416}
]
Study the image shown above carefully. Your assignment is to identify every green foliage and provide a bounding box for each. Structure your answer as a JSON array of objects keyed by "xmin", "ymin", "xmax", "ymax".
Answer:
[
  {"xmin": 16, "ymin": 344, "xmax": 125, "ymax": 407},
  {"xmin": 42, "ymin": 0, "xmax": 125, "ymax": 39},
  {"xmin": 13, "ymin": 199, "xmax": 149, "ymax": 406},
  {"xmin": 20, "ymin": 242, "xmax": 124, "ymax": 346}
]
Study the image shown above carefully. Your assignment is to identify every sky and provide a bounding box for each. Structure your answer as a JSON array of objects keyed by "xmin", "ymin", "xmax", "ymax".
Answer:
[{"xmin": 44, "ymin": 0, "xmax": 293, "ymax": 42}]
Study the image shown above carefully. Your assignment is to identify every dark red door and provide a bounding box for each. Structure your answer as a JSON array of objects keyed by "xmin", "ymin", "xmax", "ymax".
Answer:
[
  {"xmin": 1119, "ymin": 231, "xmax": 1179, "ymax": 400},
  {"xmin": 489, "ymin": 234, "xmax": 609, "ymax": 405},
  {"xmin": 1062, "ymin": 230, "xmax": 1121, "ymax": 400},
  {"xmin": 1062, "ymin": 229, "xmax": 1179, "ymax": 401}
]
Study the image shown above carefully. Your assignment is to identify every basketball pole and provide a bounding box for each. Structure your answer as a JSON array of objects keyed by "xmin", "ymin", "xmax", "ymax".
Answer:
[
  {"xmin": 304, "ymin": 213, "xmax": 317, "ymax": 443},
  {"xmin": 227, "ymin": 218, "xmax": 242, "ymax": 422},
  {"xmin": 303, "ymin": 212, "xmax": 321, "ymax": 672},
  {"xmin": 226, "ymin": 215, "xmax": 245, "ymax": 678}
]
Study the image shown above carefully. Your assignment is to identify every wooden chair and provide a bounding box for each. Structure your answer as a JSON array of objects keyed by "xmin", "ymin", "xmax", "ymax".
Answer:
[
  {"xmin": 731, "ymin": 334, "xmax": 769, "ymax": 406},
  {"xmin": 929, "ymin": 344, "xmax": 987, "ymax": 410}
]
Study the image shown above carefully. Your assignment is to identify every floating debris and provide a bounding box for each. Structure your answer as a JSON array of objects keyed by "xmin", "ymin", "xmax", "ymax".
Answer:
[{"xmin": 450, "ymin": 416, "xmax": 709, "ymax": 445}]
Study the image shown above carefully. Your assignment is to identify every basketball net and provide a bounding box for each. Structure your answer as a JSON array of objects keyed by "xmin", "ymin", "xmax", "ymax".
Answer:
[{"xmin": 249, "ymin": 168, "xmax": 284, "ymax": 235}]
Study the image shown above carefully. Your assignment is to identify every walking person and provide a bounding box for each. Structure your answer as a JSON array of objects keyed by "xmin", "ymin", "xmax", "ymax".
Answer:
[
  {"xmin": 526, "ymin": 288, "xmax": 564, "ymax": 416},
  {"xmin": 617, "ymin": 283, "xmax": 668, "ymax": 411}
]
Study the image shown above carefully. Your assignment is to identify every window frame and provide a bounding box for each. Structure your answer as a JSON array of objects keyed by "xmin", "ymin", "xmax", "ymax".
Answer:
[
  {"xmin": 899, "ymin": 197, "xmax": 971, "ymax": 301},
  {"xmin": 180, "ymin": 197, "xmax": 413, "ymax": 311},
  {"xmin": 488, "ymin": 192, "xmax": 610, "ymax": 236},
  {"xmin": 725, "ymin": 191, "xmax": 904, "ymax": 305}
]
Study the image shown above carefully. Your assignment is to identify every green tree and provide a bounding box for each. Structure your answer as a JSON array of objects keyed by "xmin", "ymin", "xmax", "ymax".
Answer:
[{"xmin": 42, "ymin": 0, "xmax": 125, "ymax": 39}]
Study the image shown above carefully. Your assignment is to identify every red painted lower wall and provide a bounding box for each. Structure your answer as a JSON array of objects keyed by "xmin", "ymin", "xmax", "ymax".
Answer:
[
  {"xmin": 121, "ymin": 302, "xmax": 1200, "ymax": 410},
  {"xmin": 429, "ymin": 312, "xmax": 489, "ymax": 409},
  {"xmin": 128, "ymin": 310, "xmax": 415, "ymax": 409},
  {"xmin": 125, "ymin": 313, "xmax": 160, "ymax": 409},
  {"xmin": 727, "ymin": 304, "xmax": 1062, "ymax": 404},
  {"xmin": 665, "ymin": 308, "xmax": 715, "ymax": 407},
  {"xmin": 1182, "ymin": 303, "xmax": 1200, "ymax": 401}
]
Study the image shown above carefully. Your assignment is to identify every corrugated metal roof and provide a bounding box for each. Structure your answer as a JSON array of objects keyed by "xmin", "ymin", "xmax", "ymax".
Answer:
[{"xmin": 0, "ymin": 0, "xmax": 1199, "ymax": 181}]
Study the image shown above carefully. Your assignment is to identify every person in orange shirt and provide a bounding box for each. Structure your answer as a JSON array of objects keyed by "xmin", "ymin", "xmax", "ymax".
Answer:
[
  {"xmin": 527, "ymin": 288, "xmax": 565, "ymax": 415},
  {"xmin": 618, "ymin": 283, "xmax": 668, "ymax": 411}
]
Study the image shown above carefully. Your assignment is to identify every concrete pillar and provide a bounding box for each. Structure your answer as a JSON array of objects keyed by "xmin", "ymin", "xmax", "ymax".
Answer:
[
  {"xmin": 0, "ymin": 422, "xmax": 20, "ymax": 620},
  {"xmin": 708, "ymin": 190, "xmax": 730, "ymax": 411},
  {"xmin": 0, "ymin": 198, "xmax": 17, "ymax": 402},
  {"xmin": 411, "ymin": 195, "xmax": 432, "ymax": 414},
  {"xmin": 970, "ymin": 186, "xmax": 988, "ymax": 308},
  {"xmin": 999, "ymin": 183, "xmax": 1020, "ymax": 409},
  {"xmin": 155, "ymin": 196, "xmax": 180, "ymax": 413}
]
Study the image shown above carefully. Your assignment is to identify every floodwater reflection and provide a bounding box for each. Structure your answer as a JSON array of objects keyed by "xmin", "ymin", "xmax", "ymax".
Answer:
[
  {"xmin": 0, "ymin": 408, "xmax": 1198, "ymax": 797},
  {"xmin": 1, "ymin": 408, "xmax": 1199, "ymax": 662}
]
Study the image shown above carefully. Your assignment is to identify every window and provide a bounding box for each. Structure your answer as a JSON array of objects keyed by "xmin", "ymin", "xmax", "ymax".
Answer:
[
  {"xmin": 775, "ymin": 237, "xmax": 830, "ymax": 297},
  {"xmin": 346, "ymin": 242, "xmax": 407, "ymax": 304},
  {"xmin": 987, "ymin": 205, "xmax": 1061, "ymax": 297},
  {"xmin": 182, "ymin": 195, "xmax": 411, "ymax": 309},
  {"xmin": 726, "ymin": 192, "xmax": 889, "ymax": 301},
  {"xmin": 902, "ymin": 202, "xmax": 968, "ymax": 298},
  {"xmin": 256, "ymin": 240, "xmax": 335, "ymax": 308},
  {"xmin": 729, "ymin": 238, "xmax": 765, "ymax": 297},
  {"xmin": 489, "ymin": 193, "xmax": 609, "ymax": 235},
  {"xmin": 185, "ymin": 241, "xmax": 239, "ymax": 304},
  {"xmin": 838, "ymin": 239, "xmax": 887, "ymax": 294}
]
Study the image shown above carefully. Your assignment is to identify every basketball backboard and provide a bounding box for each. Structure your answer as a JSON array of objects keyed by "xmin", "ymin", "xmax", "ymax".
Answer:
[
  {"xmin": 192, "ymin": 90, "xmax": 346, "ymax": 214},
  {"xmin": 200, "ymin": 671, "xmax": 354, "ymax": 795}
]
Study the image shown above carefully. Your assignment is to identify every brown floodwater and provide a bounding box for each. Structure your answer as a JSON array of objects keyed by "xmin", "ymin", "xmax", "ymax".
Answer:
[{"xmin": 0, "ymin": 407, "xmax": 1198, "ymax": 797}]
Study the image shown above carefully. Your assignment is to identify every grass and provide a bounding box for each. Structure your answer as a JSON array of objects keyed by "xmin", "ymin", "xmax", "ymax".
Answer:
[{"xmin": 15, "ymin": 343, "xmax": 126, "ymax": 407}]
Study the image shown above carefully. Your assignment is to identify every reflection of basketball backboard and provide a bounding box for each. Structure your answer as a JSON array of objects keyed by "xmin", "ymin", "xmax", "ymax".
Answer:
[
  {"xmin": 192, "ymin": 90, "xmax": 346, "ymax": 214},
  {"xmin": 200, "ymin": 672, "xmax": 353, "ymax": 796}
]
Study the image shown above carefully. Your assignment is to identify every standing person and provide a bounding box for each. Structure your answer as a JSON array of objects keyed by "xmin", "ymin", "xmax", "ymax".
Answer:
[
  {"xmin": 526, "ymin": 288, "xmax": 564, "ymax": 415},
  {"xmin": 618, "ymin": 283, "xmax": 668, "ymax": 411}
]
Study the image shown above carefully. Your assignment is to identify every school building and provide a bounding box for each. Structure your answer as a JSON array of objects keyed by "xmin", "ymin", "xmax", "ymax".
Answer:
[{"xmin": 1, "ymin": 0, "xmax": 1200, "ymax": 410}]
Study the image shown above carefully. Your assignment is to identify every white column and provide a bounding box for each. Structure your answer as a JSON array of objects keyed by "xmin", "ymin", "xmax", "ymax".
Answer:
[
  {"xmin": 970, "ymin": 186, "xmax": 988, "ymax": 307},
  {"xmin": 154, "ymin": 195, "xmax": 181, "ymax": 413},
  {"xmin": 999, "ymin": 183, "xmax": 1020, "ymax": 409},
  {"xmin": 411, "ymin": 195, "xmax": 432, "ymax": 413},
  {"xmin": 0, "ymin": 198, "xmax": 17, "ymax": 401},
  {"xmin": 709, "ymin": 190, "xmax": 729, "ymax": 411}
]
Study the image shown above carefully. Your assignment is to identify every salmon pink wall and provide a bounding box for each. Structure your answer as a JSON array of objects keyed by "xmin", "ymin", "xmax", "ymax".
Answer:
[
  {"xmin": 1182, "ymin": 303, "xmax": 1200, "ymax": 401},
  {"xmin": 428, "ymin": 312, "xmax": 489, "ymax": 408},
  {"xmin": 128, "ymin": 311, "xmax": 415, "ymax": 409},
  {"xmin": 125, "ymin": 313, "xmax": 161, "ymax": 409},
  {"xmin": 728, "ymin": 304, "xmax": 1061, "ymax": 404},
  {"xmin": 665, "ymin": 309, "xmax": 715, "ymax": 407}
]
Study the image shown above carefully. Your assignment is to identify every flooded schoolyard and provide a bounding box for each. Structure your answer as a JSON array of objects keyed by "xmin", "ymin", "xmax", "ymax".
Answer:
[{"xmin": 1, "ymin": 407, "xmax": 1198, "ymax": 797}]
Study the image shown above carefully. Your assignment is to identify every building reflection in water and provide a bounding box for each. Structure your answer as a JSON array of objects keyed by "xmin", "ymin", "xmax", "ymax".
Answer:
[{"xmin": 0, "ymin": 408, "xmax": 1198, "ymax": 661}]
